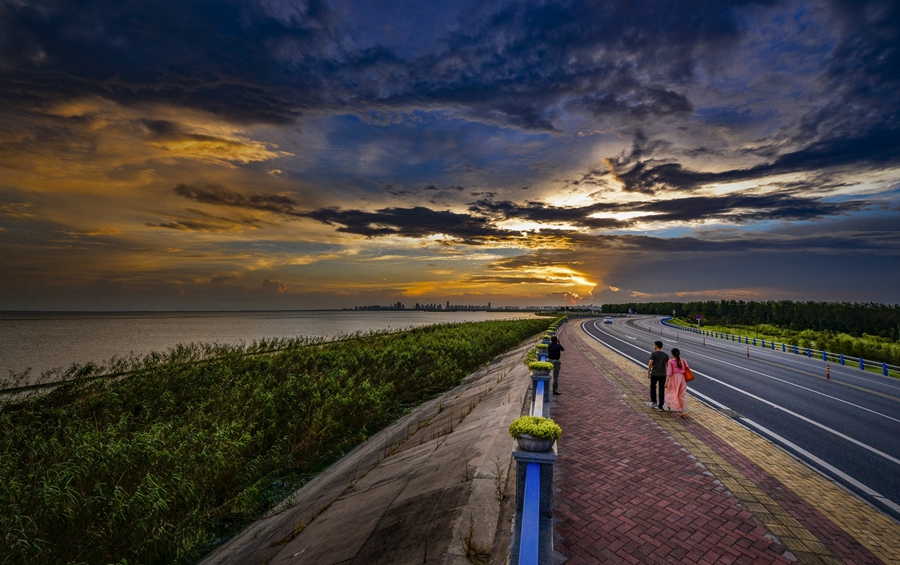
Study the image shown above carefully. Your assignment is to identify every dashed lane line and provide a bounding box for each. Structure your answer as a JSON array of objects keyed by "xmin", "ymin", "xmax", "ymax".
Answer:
[
  {"xmin": 683, "ymin": 349, "xmax": 900, "ymax": 424},
  {"xmin": 585, "ymin": 322, "xmax": 900, "ymax": 466},
  {"xmin": 594, "ymin": 321, "xmax": 900, "ymax": 407},
  {"xmin": 661, "ymin": 327, "xmax": 900, "ymax": 394}
]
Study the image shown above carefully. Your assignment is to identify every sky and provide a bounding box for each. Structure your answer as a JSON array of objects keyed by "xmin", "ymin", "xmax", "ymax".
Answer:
[{"xmin": 1, "ymin": 0, "xmax": 899, "ymax": 311}]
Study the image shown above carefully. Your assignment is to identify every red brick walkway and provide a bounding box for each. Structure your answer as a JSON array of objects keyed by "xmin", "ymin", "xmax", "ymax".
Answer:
[{"xmin": 550, "ymin": 327, "xmax": 794, "ymax": 565}]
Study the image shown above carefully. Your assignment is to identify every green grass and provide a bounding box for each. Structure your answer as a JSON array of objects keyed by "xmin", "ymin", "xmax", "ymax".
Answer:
[
  {"xmin": 0, "ymin": 318, "xmax": 553, "ymax": 565},
  {"xmin": 672, "ymin": 318, "xmax": 900, "ymax": 378}
]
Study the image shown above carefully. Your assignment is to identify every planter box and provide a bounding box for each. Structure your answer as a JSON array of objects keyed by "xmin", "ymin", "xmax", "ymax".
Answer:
[{"xmin": 516, "ymin": 433, "xmax": 555, "ymax": 452}]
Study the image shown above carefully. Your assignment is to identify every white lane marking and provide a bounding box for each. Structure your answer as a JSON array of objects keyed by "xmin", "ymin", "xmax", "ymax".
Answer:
[
  {"xmin": 687, "ymin": 387, "xmax": 900, "ymax": 515},
  {"xmin": 591, "ymin": 324, "xmax": 900, "ymax": 514},
  {"xmin": 685, "ymin": 388, "xmax": 732, "ymax": 411},
  {"xmin": 643, "ymin": 321, "xmax": 900, "ymax": 411},
  {"xmin": 741, "ymin": 418, "xmax": 900, "ymax": 515},
  {"xmin": 673, "ymin": 324, "xmax": 900, "ymax": 392},
  {"xmin": 682, "ymin": 349, "xmax": 900, "ymax": 425},
  {"xmin": 589, "ymin": 321, "xmax": 653, "ymax": 352},
  {"xmin": 581, "ymin": 322, "xmax": 900, "ymax": 469}
]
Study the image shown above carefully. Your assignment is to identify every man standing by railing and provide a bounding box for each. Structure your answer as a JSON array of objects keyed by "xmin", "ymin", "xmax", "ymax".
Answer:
[
  {"xmin": 648, "ymin": 341, "xmax": 668, "ymax": 410},
  {"xmin": 548, "ymin": 335, "xmax": 565, "ymax": 396}
]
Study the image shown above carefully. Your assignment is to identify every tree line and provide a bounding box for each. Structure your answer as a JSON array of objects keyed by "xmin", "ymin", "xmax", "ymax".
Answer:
[{"xmin": 601, "ymin": 301, "xmax": 900, "ymax": 341}]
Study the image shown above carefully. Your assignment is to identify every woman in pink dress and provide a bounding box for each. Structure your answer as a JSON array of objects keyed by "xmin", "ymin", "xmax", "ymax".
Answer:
[{"xmin": 665, "ymin": 348, "xmax": 688, "ymax": 418}]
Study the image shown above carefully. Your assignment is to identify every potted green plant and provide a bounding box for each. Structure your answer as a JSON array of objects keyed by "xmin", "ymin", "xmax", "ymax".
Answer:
[
  {"xmin": 509, "ymin": 416, "xmax": 562, "ymax": 452},
  {"xmin": 535, "ymin": 343, "xmax": 548, "ymax": 350},
  {"xmin": 528, "ymin": 361, "xmax": 554, "ymax": 375}
]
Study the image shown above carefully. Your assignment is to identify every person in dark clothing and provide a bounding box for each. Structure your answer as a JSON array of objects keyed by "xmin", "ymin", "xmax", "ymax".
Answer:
[
  {"xmin": 547, "ymin": 335, "xmax": 565, "ymax": 395},
  {"xmin": 647, "ymin": 341, "xmax": 669, "ymax": 410}
]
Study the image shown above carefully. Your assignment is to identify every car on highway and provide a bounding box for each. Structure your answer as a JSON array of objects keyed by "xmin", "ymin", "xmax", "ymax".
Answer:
[{"xmin": 604, "ymin": 316, "xmax": 613, "ymax": 324}]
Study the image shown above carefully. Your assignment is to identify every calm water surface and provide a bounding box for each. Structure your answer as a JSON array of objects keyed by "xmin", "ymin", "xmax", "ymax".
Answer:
[{"xmin": 0, "ymin": 310, "xmax": 536, "ymax": 379}]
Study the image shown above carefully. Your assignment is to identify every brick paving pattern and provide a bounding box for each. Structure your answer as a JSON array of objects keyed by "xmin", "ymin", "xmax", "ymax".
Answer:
[
  {"xmin": 551, "ymin": 326, "xmax": 795, "ymax": 565},
  {"xmin": 550, "ymin": 321, "xmax": 900, "ymax": 565},
  {"xmin": 687, "ymin": 424, "xmax": 886, "ymax": 565}
]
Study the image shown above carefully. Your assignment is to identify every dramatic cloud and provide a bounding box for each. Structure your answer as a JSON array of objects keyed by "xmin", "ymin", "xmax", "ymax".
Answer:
[
  {"xmin": 0, "ymin": 0, "xmax": 798, "ymax": 131},
  {"xmin": 261, "ymin": 278, "xmax": 288, "ymax": 294},
  {"xmin": 173, "ymin": 184, "xmax": 303, "ymax": 216},
  {"xmin": 302, "ymin": 206, "xmax": 509, "ymax": 243},
  {"xmin": 470, "ymin": 192, "xmax": 871, "ymax": 230},
  {"xmin": 605, "ymin": 128, "xmax": 900, "ymax": 194},
  {"xmin": 2, "ymin": 0, "xmax": 899, "ymax": 309}
]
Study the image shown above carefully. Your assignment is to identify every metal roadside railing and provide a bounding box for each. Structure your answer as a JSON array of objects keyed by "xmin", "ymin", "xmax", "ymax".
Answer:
[
  {"xmin": 511, "ymin": 322, "xmax": 562, "ymax": 565},
  {"xmin": 517, "ymin": 379, "xmax": 545, "ymax": 565},
  {"xmin": 660, "ymin": 319, "xmax": 900, "ymax": 377}
]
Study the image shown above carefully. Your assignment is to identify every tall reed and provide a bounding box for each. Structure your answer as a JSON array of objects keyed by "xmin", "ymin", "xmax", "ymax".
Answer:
[{"xmin": 0, "ymin": 318, "xmax": 550, "ymax": 565}]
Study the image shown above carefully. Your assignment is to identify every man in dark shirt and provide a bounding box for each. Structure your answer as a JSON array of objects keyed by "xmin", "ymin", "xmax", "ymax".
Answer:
[
  {"xmin": 647, "ymin": 341, "xmax": 669, "ymax": 410},
  {"xmin": 547, "ymin": 335, "xmax": 565, "ymax": 395}
]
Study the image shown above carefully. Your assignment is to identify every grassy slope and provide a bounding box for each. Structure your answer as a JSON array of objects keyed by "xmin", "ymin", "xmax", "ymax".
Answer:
[{"xmin": 1, "ymin": 318, "xmax": 553, "ymax": 565}]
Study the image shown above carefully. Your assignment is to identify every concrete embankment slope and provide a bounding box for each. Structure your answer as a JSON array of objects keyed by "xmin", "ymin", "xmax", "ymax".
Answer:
[{"xmin": 200, "ymin": 339, "xmax": 534, "ymax": 565}]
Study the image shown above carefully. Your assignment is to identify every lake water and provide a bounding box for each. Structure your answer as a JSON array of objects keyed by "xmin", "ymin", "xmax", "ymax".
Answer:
[{"xmin": 0, "ymin": 310, "xmax": 537, "ymax": 380}]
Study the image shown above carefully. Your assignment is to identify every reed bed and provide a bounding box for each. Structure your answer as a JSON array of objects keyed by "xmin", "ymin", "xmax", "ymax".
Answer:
[{"xmin": 0, "ymin": 318, "xmax": 550, "ymax": 565}]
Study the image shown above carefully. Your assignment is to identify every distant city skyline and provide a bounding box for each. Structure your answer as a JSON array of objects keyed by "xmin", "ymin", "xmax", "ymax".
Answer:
[
  {"xmin": 351, "ymin": 300, "xmax": 579, "ymax": 311},
  {"xmin": 1, "ymin": 0, "xmax": 898, "ymax": 311}
]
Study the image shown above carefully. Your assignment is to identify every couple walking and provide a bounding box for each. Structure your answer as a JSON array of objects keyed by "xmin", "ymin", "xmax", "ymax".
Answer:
[{"xmin": 647, "ymin": 341, "xmax": 689, "ymax": 418}]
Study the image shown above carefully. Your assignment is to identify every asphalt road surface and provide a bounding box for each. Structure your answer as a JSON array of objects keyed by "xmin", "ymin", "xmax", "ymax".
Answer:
[{"xmin": 580, "ymin": 315, "xmax": 900, "ymax": 522}]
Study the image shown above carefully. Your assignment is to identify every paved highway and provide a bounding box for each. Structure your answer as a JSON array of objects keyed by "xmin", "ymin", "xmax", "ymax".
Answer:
[{"xmin": 580, "ymin": 315, "xmax": 900, "ymax": 521}]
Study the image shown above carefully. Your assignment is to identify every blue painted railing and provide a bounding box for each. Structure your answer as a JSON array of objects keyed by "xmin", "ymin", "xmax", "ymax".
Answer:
[
  {"xmin": 662, "ymin": 319, "xmax": 899, "ymax": 377},
  {"xmin": 519, "ymin": 462, "xmax": 541, "ymax": 565},
  {"xmin": 516, "ymin": 354, "xmax": 552, "ymax": 565},
  {"xmin": 533, "ymin": 380, "xmax": 544, "ymax": 417}
]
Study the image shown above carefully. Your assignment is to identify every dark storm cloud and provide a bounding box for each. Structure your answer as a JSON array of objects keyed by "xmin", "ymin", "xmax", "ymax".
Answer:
[
  {"xmin": 600, "ymin": 0, "xmax": 900, "ymax": 194},
  {"xmin": 0, "ymin": 0, "xmax": 772, "ymax": 129},
  {"xmin": 486, "ymin": 251, "xmax": 580, "ymax": 272},
  {"xmin": 146, "ymin": 207, "xmax": 270, "ymax": 232},
  {"xmin": 492, "ymin": 218, "xmax": 900, "ymax": 270},
  {"xmin": 171, "ymin": 177, "xmax": 872, "ymax": 242},
  {"xmin": 4, "ymin": 0, "xmax": 899, "ymax": 194},
  {"xmin": 604, "ymin": 230, "xmax": 900, "ymax": 255},
  {"xmin": 301, "ymin": 206, "xmax": 508, "ymax": 242},
  {"xmin": 806, "ymin": 0, "xmax": 900, "ymax": 137},
  {"xmin": 469, "ymin": 192, "xmax": 870, "ymax": 230},
  {"xmin": 173, "ymin": 184, "xmax": 303, "ymax": 215},
  {"xmin": 171, "ymin": 183, "xmax": 507, "ymax": 241},
  {"xmin": 607, "ymin": 127, "xmax": 900, "ymax": 193},
  {"xmin": 374, "ymin": 0, "xmax": 769, "ymax": 130},
  {"xmin": 0, "ymin": 0, "xmax": 343, "ymax": 123},
  {"xmin": 571, "ymin": 87, "xmax": 693, "ymax": 122}
]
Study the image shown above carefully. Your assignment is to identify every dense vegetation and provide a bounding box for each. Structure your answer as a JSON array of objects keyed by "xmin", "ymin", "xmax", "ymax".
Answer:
[
  {"xmin": 0, "ymin": 318, "xmax": 550, "ymax": 565},
  {"xmin": 604, "ymin": 300, "xmax": 900, "ymax": 341}
]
